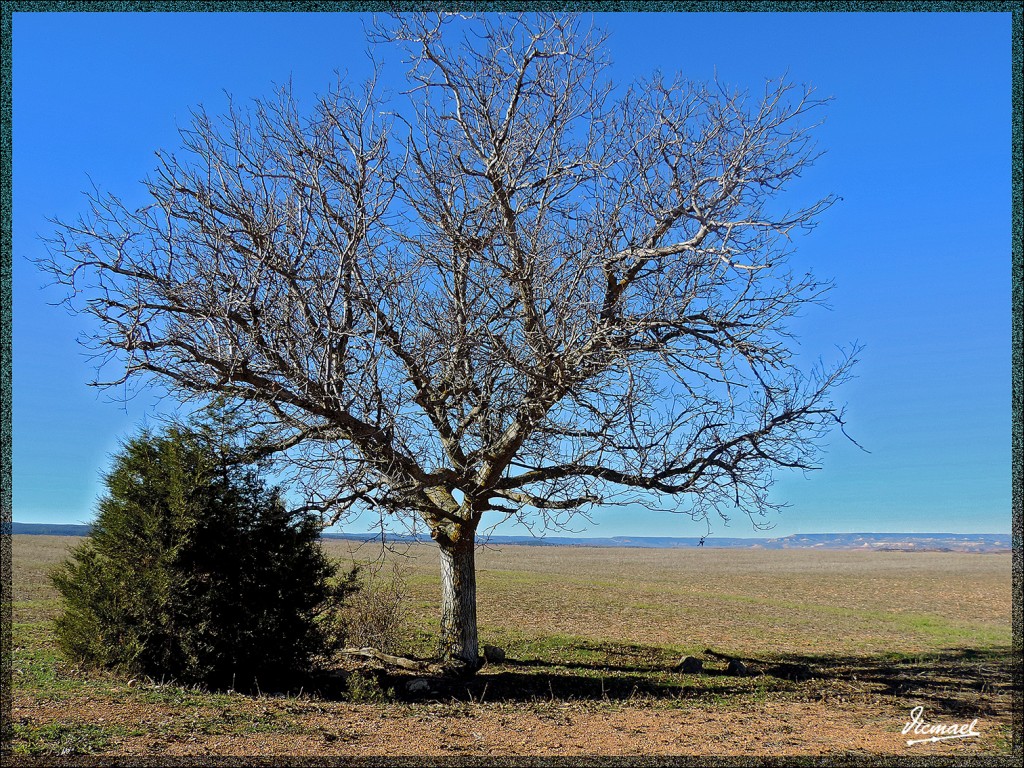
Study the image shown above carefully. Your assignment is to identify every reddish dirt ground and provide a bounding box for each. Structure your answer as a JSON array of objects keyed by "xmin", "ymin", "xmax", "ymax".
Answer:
[{"xmin": 15, "ymin": 693, "xmax": 1011, "ymax": 758}]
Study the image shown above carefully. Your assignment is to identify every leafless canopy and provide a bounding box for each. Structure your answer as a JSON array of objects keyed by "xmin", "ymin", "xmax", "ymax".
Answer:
[{"xmin": 43, "ymin": 13, "xmax": 856, "ymax": 544}]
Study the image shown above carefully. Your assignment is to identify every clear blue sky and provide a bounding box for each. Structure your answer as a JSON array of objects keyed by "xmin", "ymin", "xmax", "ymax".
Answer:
[{"xmin": 11, "ymin": 11, "xmax": 1013, "ymax": 538}]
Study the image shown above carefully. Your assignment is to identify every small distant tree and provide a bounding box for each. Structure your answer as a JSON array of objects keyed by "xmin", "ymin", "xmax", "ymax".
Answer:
[
  {"xmin": 51, "ymin": 422, "xmax": 351, "ymax": 691},
  {"xmin": 43, "ymin": 13, "xmax": 858, "ymax": 670}
]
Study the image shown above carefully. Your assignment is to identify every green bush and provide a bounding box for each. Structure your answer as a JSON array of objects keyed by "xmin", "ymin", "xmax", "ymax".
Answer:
[{"xmin": 51, "ymin": 423, "xmax": 353, "ymax": 692}]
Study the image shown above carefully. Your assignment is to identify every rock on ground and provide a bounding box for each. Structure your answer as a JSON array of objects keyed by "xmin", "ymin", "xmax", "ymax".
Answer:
[
  {"xmin": 675, "ymin": 656, "xmax": 704, "ymax": 674},
  {"xmin": 483, "ymin": 645, "xmax": 506, "ymax": 663},
  {"xmin": 726, "ymin": 658, "xmax": 748, "ymax": 676},
  {"xmin": 405, "ymin": 678, "xmax": 432, "ymax": 694}
]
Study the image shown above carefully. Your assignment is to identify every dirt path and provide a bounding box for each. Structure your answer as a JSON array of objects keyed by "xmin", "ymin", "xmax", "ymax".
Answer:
[{"xmin": 16, "ymin": 695, "xmax": 1010, "ymax": 757}]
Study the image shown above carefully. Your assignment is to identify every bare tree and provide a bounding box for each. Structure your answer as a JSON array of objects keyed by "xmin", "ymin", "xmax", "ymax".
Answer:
[{"xmin": 42, "ymin": 13, "xmax": 857, "ymax": 670}]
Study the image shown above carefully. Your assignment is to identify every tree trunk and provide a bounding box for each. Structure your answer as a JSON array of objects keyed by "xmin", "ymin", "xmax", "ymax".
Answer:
[{"xmin": 437, "ymin": 531, "xmax": 479, "ymax": 670}]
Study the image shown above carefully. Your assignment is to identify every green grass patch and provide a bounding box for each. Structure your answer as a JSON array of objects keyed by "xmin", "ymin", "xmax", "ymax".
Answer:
[
  {"xmin": 140, "ymin": 684, "xmax": 235, "ymax": 708},
  {"xmin": 13, "ymin": 641, "xmax": 89, "ymax": 693},
  {"xmin": 11, "ymin": 722, "xmax": 127, "ymax": 756}
]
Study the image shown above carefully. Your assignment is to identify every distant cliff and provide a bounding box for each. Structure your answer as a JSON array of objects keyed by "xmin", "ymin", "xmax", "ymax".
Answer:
[
  {"xmin": 10, "ymin": 522, "xmax": 1011, "ymax": 553},
  {"xmin": 10, "ymin": 522, "xmax": 93, "ymax": 536}
]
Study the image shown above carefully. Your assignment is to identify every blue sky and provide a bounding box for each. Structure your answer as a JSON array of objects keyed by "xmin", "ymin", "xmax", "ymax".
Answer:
[{"xmin": 11, "ymin": 11, "xmax": 1013, "ymax": 538}]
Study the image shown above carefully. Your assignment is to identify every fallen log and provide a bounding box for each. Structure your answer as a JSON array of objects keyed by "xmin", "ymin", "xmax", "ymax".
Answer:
[{"xmin": 338, "ymin": 647, "xmax": 435, "ymax": 672}]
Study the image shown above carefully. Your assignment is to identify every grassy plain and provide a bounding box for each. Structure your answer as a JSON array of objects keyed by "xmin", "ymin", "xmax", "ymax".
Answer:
[{"xmin": 7, "ymin": 534, "xmax": 1017, "ymax": 758}]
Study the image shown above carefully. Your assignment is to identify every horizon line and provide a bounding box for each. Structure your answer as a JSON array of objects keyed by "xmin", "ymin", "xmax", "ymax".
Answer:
[{"xmin": 8, "ymin": 522, "xmax": 1012, "ymax": 539}]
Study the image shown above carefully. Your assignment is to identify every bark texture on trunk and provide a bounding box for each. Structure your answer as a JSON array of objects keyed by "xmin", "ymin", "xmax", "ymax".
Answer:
[{"xmin": 438, "ymin": 532, "xmax": 479, "ymax": 669}]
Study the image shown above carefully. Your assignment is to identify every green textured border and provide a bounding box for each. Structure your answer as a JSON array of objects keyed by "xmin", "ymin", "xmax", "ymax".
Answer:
[
  {"xmin": 0, "ymin": 0, "xmax": 9, "ymax": 755},
  {"xmin": 0, "ymin": 1, "xmax": 1020, "ymax": 764},
  {"xmin": 0, "ymin": 0, "xmax": 1021, "ymax": 9},
  {"xmin": 1010, "ymin": 0, "xmax": 1023, "ymax": 761},
  {"xmin": 0, "ymin": 758, "xmax": 1022, "ymax": 768}
]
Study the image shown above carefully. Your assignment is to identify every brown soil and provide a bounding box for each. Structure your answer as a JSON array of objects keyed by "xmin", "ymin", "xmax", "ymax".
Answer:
[
  {"xmin": 11, "ymin": 536, "xmax": 1014, "ymax": 758},
  {"xmin": 14, "ymin": 692, "xmax": 1010, "ymax": 757}
]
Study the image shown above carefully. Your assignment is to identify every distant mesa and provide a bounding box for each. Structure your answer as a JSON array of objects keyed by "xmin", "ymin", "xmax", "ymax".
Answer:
[
  {"xmin": 9, "ymin": 523, "xmax": 1011, "ymax": 553},
  {"xmin": 10, "ymin": 522, "xmax": 93, "ymax": 536}
]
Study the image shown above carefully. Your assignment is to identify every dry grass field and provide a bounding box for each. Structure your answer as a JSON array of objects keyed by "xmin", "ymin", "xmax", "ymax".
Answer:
[{"xmin": 7, "ymin": 534, "xmax": 1017, "ymax": 758}]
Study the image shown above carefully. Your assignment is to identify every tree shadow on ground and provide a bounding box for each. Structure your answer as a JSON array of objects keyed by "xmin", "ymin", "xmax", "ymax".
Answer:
[
  {"xmin": 388, "ymin": 668, "xmax": 749, "ymax": 703},
  {"xmin": 776, "ymin": 646, "xmax": 1018, "ymax": 718},
  {"xmin": 315, "ymin": 643, "xmax": 1018, "ymax": 709}
]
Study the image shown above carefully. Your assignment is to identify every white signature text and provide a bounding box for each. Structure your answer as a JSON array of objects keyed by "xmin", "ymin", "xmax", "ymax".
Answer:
[{"xmin": 903, "ymin": 706, "xmax": 980, "ymax": 746}]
